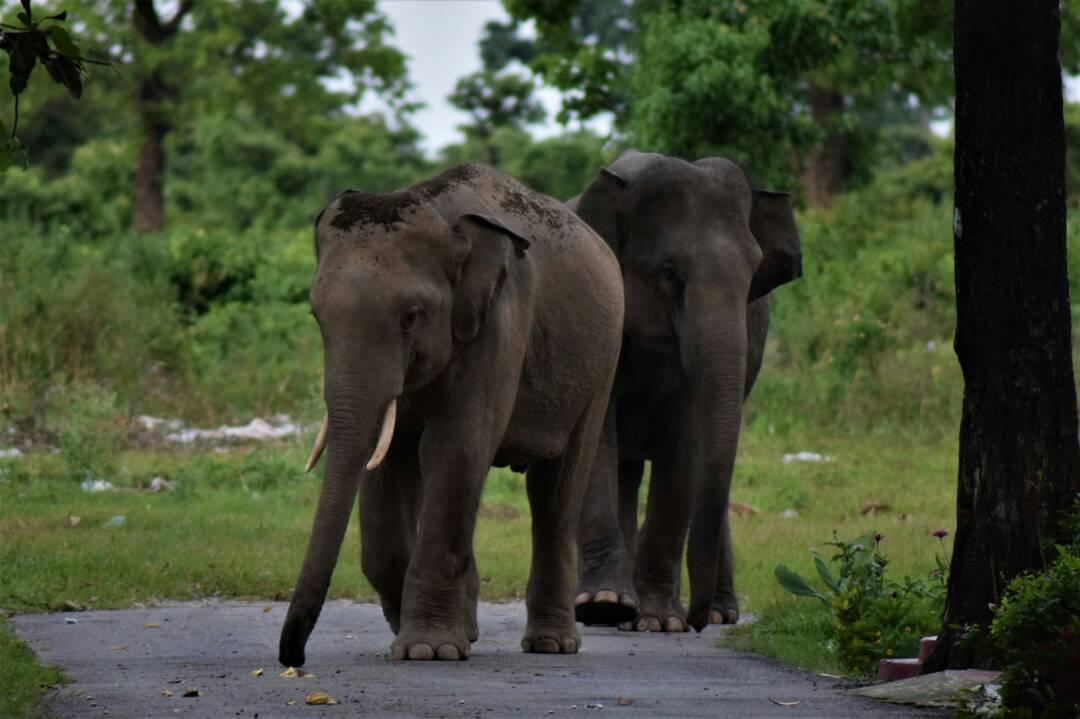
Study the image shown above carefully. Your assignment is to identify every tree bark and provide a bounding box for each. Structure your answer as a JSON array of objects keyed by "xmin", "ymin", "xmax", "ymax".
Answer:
[
  {"xmin": 131, "ymin": 0, "xmax": 193, "ymax": 234},
  {"xmin": 923, "ymin": 0, "xmax": 1080, "ymax": 672},
  {"xmin": 800, "ymin": 84, "xmax": 847, "ymax": 209}
]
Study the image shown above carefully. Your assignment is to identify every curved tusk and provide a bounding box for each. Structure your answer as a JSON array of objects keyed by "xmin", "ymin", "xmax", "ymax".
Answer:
[
  {"xmin": 365, "ymin": 398, "xmax": 397, "ymax": 471},
  {"xmin": 304, "ymin": 414, "xmax": 329, "ymax": 474}
]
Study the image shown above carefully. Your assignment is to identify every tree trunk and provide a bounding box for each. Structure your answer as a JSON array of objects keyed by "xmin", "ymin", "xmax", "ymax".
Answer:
[
  {"xmin": 800, "ymin": 85, "xmax": 847, "ymax": 209},
  {"xmin": 131, "ymin": 0, "xmax": 193, "ymax": 234},
  {"xmin": 923, "ymin": 0, "xmax": 1080, "ymax": 672},
  {"xmin": 133, "ymin": 74, "xmax": 170, "ymax": 234}
]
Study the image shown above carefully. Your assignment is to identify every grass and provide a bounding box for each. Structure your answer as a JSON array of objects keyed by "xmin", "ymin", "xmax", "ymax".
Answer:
[
  {"xmin": 0, "ymin": 618, "xmax": 67, "ymax": 719},
  {"xmin": 0, "ymin": 429, "xmax": 957, "ymax": 712}
]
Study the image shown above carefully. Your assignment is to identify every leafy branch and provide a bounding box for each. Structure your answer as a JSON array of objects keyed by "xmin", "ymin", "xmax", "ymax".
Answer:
[{"xmin": 0, "ymin": 0, "xmax": 106, "ymax": 171}]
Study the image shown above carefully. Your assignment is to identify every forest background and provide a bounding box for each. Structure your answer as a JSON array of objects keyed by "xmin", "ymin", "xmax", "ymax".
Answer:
[{"xmin": 2, "ymin": 0, "xmax": 1079, "ymax": 438}]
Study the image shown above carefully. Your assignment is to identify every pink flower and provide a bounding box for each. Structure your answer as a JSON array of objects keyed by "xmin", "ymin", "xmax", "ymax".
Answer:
[{"xmin": 932, "ymin": 529, "xmax": 949, "ymax": 539}]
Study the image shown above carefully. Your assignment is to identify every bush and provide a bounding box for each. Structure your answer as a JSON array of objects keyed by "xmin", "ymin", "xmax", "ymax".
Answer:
[
  {"xmin": 988, "ymin": 506, "xmax": 1080, "ymax": 719},
  {"xmin": 775, "ymin": 531, "xmax": 947, "ymax": 674},
  {"xmin": 53, "ymin": 383, "xmax": 124, "ymax": 481}
]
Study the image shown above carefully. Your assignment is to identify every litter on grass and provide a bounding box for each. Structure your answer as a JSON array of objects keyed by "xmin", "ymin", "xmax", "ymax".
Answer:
[{"xmin": 783, "ymin": 451, "xmax": 835, "ymax": 464}]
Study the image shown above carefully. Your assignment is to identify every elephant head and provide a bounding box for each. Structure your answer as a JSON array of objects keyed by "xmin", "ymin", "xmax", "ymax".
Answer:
[
  {"xmin": 574, "ymin": 150, "xmax": 801, "ymax": 630},
  {"xmin": 280, "ymin": 181, "xmax": 530, "ymax": 667}
]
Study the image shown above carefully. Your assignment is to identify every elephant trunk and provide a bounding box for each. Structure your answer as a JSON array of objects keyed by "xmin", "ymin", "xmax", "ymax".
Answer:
[
  {"xmin": 681, "ymin": 293, "xmax": 747, "ymax": 632},
  {"xmin": 279, "ymin": 363, "xmax": 401, "ymax": 667}
]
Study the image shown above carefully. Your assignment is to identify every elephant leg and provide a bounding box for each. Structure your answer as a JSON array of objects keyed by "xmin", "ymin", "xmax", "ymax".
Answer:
[
  {"xmin": 623, "ymin": 442, "xmax": 692, "ymax": 633},
  {"xmin": 522, "ymin": 390, "xmax": 609, "ymax": 654},
  {"xmin": 709, "ymin": 512, "xmax": 739, "ymax": 624},
  {"xmin": 465, "ymin": 553, "xmax": 480, "ymax": 642},
  {"xmin": 618, "ymin": 459, "xmax": 645, "ymax": 558},
  {"xmin": 574, "ymin": 405, "xmax": 638, "ymax": 626},
  {"xmin": 360, "ymin": 452, "xmax": 421, "ymax": 635},
  {"xmin": 391, "ymin": 436, "xmax": 488, "ymax": 661}
]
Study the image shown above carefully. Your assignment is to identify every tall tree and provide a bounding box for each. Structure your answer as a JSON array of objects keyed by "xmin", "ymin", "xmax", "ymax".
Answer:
[
  {"xmin": 72, "ymin": 0, "xmax": 410, "ymax": 233},
  {"xmin": 131, "ymin": 0, "xmax": 191, "ymax": 233},
  {"xmin": 448, "ymin": 69, "xmax": 544, "ymax": 167},
  {"xmin": 923, "ymin": 0, "xmax": 1080, "ymax": 671}
]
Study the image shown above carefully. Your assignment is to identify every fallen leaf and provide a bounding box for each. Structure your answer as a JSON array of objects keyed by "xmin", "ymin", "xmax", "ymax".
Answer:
[
  {"xmin": 817, "ymin": 673, "xmax": 842, "ymax": 679},
  {"xmin": 287, "ymin": 700, "xmax": 297, "ymax": 705},
  {"xmin": 306, "ymin": 691, "xmax": 339, "ymax": 705},
  {"xmin": 61, "ymin": 600, "xmax": 86, "ymax": 612},
  {"xmin": 182, "ymin": 689, "xmax": 201, "ymax": 698},
  {"xmin": 729, "ymin": 500, "xmax": 759, "ymax": 518},
  {"xmin": 161, "ymin": 689, "xmax": 173, "ymax": 697},
  {"xmin": 68, "ymin": 515, "xmax": 81, "ymax": 527},
  {"xmin": 144, "ymin": 623, "xmax": 161, "ymax": 628},
  {"xmin": 111, "ymin": 645, "xmax": 127, "ymax": 651},
  {"xmin": 262, "ymin": 606, "xmax": 273, "ymax": 613},
  {"xmin": 252, "ymin": 668, "xmax": 264, "ymax": 677},
  {"xmin": 279, "ymin": 667, "xmax": 314, "ymax": 679},
  {"xmin": 768, "ymin": 698, "xmax": 800, "ymax": 707},
  {"xmin": 618, "ymin": 698, "xmax": 634, "ymax": 706},
  {"xmin": 860, "ymin": 499, "xmax": 891, "ymax": 516}
]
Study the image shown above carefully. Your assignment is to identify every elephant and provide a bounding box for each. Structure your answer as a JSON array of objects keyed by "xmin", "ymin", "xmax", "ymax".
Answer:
[
  {"xmin": 279, "ymin": 163, "xmax": 624, "ymax": 665},
  {"xmin": 568, "ymin": 150, "xmax": 801, "ymax": 632}
]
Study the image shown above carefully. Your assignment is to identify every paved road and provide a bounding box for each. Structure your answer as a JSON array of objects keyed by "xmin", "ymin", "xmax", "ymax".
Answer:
[{"xmin": 13, "ymin": 601, "xmax": 947, "ymax": 718}]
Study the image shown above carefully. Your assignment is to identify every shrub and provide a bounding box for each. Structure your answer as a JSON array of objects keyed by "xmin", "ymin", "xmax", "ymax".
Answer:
[
  {"xmin": 52, "ymin": 383, "xmax": 124, "ymax": 481},
  {"xmin": 775, "ymin": 531, "xmax": 947, "ymax": 674},
  {"xmin": 988, "ymin": 505, "xmax": 1080, "ymax": 719}
]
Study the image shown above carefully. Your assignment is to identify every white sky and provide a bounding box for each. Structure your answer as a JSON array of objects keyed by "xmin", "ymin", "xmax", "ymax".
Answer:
[
  {"xmin": 378, "ymin": 1, "xmax": 1079, "ymax": 153},
  {"xmin": 379, "ymin": 0, "xmax": 603, "ymax": 155}
]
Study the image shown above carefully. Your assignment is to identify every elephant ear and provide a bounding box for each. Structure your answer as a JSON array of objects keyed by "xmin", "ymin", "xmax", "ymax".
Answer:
[
  {"xmin": 748, "ymin": 189, "xmax": 802, "ymax": 301},
  {"xmin": 452, "ymin": 212, "xmax": 531, "ymax": 343},
  {"xmin": 574, "ymin": 167, "xmax": 627, "ymax": 250}
]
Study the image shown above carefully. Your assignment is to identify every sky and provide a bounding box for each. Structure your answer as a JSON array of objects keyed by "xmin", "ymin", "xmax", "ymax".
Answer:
[
  {"xmin": 380, "ymin": 1, "xmax": 522, "ymax": 154},
  {"xmin": 378, "ymin": 1, "xmax": 1079, "ymax": 154}
]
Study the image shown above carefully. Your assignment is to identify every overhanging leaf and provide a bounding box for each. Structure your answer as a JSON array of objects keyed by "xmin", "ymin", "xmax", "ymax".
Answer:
[
  {"xmin": 46, "ymin": 26, "xmax": 80, "ymax": 59},
  {"xmin": 810, "ymin": 549, "xmax": 839, "ymax": 593},
  {"xmin": 774, "ymin": 564, "xmax": 830, "ymax": 606}
]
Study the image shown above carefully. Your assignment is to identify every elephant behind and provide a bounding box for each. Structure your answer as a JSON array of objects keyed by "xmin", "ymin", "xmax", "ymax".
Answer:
[
  {"xmin": 280, "ymin": 163, "xmax": 624, "ymax": 665},
  {"xmin": 569, "ymin": 150, "xmax": 802, "ymax": 632}
]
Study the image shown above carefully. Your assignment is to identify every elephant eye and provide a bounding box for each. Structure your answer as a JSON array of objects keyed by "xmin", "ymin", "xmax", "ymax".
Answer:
[
  {"xmin": 401, "ymin": 305, "xmax": 422, "ymax": 333},
  {"xmin": 661, "ymin": 261, "xmax": 682, "ymax": 286}
]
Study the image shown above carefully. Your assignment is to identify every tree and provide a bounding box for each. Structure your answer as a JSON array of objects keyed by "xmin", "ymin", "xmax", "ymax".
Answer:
[
  {"xmin": 923, "ymin": 0, "xmax": 1080, "ymax": 671},
  {"xmin": 70, "ymin": 0, "xmax": 410, "ymax": 233},
  {"xmin": 448, "ymin": 69, "xmax": 544, "ymax": 167}
]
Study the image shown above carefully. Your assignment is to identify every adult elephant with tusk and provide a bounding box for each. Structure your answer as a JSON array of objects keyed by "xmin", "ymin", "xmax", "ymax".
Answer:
[
  {"xmin": 280, "ymin": 164, "xmax": 624, "ymax": 666},
  {"xmin": 569, "ymin": 150, "xmax": 802, "ymax": 632}
]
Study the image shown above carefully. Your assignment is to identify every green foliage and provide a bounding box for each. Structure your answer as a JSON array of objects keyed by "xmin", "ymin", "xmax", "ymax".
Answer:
[
  {"xmin": 0, "ymin": 0, "xmax": 97, "ymax": 170},
  {"xmin": 53, "ymin": 382, "xmax": 122, "ymax": 481},
  {"xmin": 748, "ymin": 140, "xmax": 960, "ymax": 437},
  {"xmin": 988, "ymin": 505, "xmax": 1080, "ymax": 719},
  {"xmin": 775, "ymin": 531, "xmax": 946, "ymax": 674}
]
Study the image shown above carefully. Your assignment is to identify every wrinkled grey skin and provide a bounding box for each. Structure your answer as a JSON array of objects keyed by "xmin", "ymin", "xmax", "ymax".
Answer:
[
  {"xmin": 568, "ymin": 150, "xmax": 801, "ymax": 632},
  {"xmin": 280, "ymin": 164, "xmax": 623, "ymax": 665}
]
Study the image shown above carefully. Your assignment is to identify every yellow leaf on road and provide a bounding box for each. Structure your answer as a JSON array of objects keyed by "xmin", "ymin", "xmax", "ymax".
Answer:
[
  {"xmin": 144, "ymin": 623, "xmax": 161, "ymax": 628},
  {"xmin": 161, "ymin": 690, "xmax": 173, "ymax": 697},
  {"xmin": 252, "ymin": 668, "xmax": 264, "ymax": 677},
  {"xmin": 279, "ymin": 667, "xmax": 314, "ymax": 679},
  {"xmin": 306, "ymin": 691, "xmax": 339, "ymax": 705}
]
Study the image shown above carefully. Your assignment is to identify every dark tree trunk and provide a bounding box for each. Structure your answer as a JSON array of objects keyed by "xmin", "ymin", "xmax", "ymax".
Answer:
[
  {"xmin": 131, "ymin": 0, "xmax": 193, "ymax": 234},
  {"xmin": 923, "ymin": 0, "xmax": 1080, "ymax": 672},
  {"xmin": 800, "ymin": 84, "xmax": 847, "ymax": 209},
  {"xmin": 133, "ymin": 73, "xmax": 172, "ymax": 234}
]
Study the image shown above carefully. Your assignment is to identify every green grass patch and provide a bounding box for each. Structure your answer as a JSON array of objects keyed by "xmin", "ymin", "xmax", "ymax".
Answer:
[
  {"xmin": 0, "ymin": 430, "xmax": 956, "ymax": 680},
  {"xmin": 0, "ymin": 617, "xmax": 67, "ymax": 719}
]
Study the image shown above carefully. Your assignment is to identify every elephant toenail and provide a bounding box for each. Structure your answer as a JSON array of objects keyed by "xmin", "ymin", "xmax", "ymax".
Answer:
[
  {"xmin": 594, "ymin": 590, "xmax": 618, "ymax": 604},
  {"xmin": 574, "ymin": 592, "xmax": 593, "ymax": 607},
  {"xmin": 563, "ymin": 638, "xmax": 578, "ymax": 654},
  {"xmin": 408, "ymin": 644, "xmax": 435, "ymax": 660},
  {"xmin": 391, "ymin": 645, "xmax": 407, "ymax": 661},
  {"xmin": 534, "ymin": 638, "xmax": 560, "ymax": 653},
  {"xmin": 617, "ymin": 621, "xmax": 635, "ymax": 631},
  {"xmin": 436, "ymin": 644, "xmax": 460, "ymax": 660},
  {"xmin": 663, "ymin": 617, "xmax": 686, "ymax": 632},
  {"xmin": 619, "ymin": 594, "xmax": 637, "ymax": 608}
]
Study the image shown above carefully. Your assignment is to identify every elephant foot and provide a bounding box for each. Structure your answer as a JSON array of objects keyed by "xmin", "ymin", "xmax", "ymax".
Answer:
[
  {"xmin": 574, "ymin": 589, "xmax": 638, "ymax": 626},
  {"xmin": 709, "ymin": 601, "xmax": 739, "ymax": 625},
  {"xmin": 390, "ymin": 625, "xmax": 470, "ymax": 661},
  {"xmin": 521, "ymin": 621, "xmax": 581, "ymax": 654},
  {"xmin": 619, "ymin": 596, "xmax": 688, "ymax": 633},
  {"xmin": 465, "ymin": 603, "xmax": 479, "ymax": 643}
]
